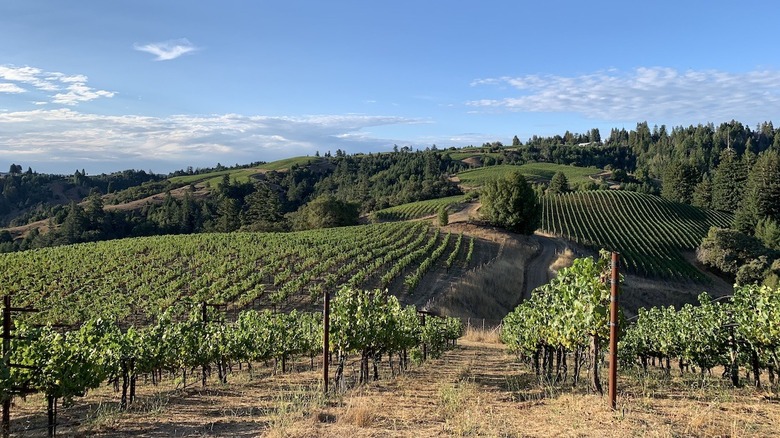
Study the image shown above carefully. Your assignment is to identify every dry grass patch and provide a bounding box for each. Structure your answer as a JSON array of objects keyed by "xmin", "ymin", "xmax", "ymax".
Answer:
[
  {"xmin": 433, "ymin": 237, "xmax": 538, "ymax": 322},
  {"xmin": 461, "ymin": 325, "xmax": 502, "ymax": 343},
  {"xmin": 549, "ymin": 247, "xmax": 575, "ymax": 274},
  {"xmin": 339, "ymin": 395, "xmax": 381, "ymax": 428}
]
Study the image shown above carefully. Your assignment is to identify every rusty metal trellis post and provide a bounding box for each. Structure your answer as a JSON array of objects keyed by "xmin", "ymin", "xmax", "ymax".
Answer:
[
  {"xmin": 322, "ymin": 290, "xmax": 330, "ymax": 394},
  {"xmin": 2, "ymin": 294, "xmax": 10, "ymax": 438},
  {"xmin": 608, "ymin": 252, "xmax": 620, "ymax": 410}
]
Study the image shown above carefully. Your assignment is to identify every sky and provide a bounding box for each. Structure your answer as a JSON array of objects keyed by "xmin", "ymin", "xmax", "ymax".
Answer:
[{"xmin": 1, "ymin": 0, "xmax": 779, "ymax": 175}]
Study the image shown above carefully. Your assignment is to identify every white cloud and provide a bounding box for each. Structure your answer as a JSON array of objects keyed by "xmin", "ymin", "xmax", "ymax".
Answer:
[
  {"xmin": 468, "ymin": 67, "xmax": 780, "ymax": 123},
  {"xmin": 133, "ymin": 38, "xmax": 198, "ymax": 61},
  {"xmin": 52, "ymin": 83, "xmax": 116, "ymax": 105},
  {"xmin": 0, "ymin": 83, "xmax": 26, "ymax": 93},
  {"xmin": 0, "ymin": 65, "xmax": 115, "ymax": 106},
  {"xmin": 0, "ymin": 109, "xmax": 420, "ymax": 172}
]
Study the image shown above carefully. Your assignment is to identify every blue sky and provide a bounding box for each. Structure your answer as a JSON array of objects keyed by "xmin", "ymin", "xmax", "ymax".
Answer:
[{"xmin": 1, "ymin": 0, "xmax": 779, "ymax": 174}]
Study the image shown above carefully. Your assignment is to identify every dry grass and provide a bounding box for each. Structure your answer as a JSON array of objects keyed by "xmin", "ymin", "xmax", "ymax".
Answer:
[
  {"xmin": 550, "ymin": 247, "xmax": 576, "ymax": 274},
  {"xmin": 339, "ymin": 395, "xmax": 380, "ymax": 428},
  {"xmin": 460, "ymin": 325, "xmax": 502, "ymax": 343},
  {"xmin": 8, "ymin": 339, "xmax": 780, "ymax": 437},
  {"xmin": 432, "ymin": 236, "xmax": 538, "ymax": 322}
]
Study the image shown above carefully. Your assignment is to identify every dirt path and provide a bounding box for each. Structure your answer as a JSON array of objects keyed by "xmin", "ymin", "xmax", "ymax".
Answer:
[
  {"xmin": 523, "ymin": 233, "xmax": 571, "ymax": 299},
  {"xmin": 10, "ymin": 337, "xmax": 779, "ymax": 437},
  {"xmin": 445, "ymin": 201, "xmax": 480, "ymax": 224}
]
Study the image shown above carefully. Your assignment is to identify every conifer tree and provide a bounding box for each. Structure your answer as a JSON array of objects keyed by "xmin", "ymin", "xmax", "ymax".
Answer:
[
  {"xmin": 711, "ymin": 149, "xmax": 747, "ymax": 212},
  {"xmin": 734, "ymin": 150, "xmax": 780, "ymax": 234},
  {"xmin": 548, "ymin": 171, "xmax": 570, "ymax": 195}
]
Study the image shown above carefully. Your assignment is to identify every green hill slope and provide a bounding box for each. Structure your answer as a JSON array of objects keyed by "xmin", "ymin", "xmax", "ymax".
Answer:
[
  {"xmin": 458, "ymin": 163, "xmax": 601, "ymax": 187},
  {"xmin": 0, "ymin": 222, "xmax": 475, "ymax": 324},
  {"xmin": 168, "ymin": 156, "xmax": 320, "ymax": 186},
  {"xmin": 374, "ymin": 195, "xmax": 468, "ymax": 221},
  {"xmin": 540, "ymin": 190, "xmax": 733, "ymax": 280}
]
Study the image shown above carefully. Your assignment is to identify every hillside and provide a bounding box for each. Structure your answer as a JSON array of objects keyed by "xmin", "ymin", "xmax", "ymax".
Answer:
[
  {"xmin": 1, "ymin": 220, "xmax": 520, "ymax": 326},
  {"xmin": 540, "ymin": 190, "xmax": 733, "ymax": 281},
  {"xmin": 457, "ymin": 163, "xmax": 602, "ymax": 188},
  {"xmin": 167, "ymin": 156, "xmax": 325, "ymax": 187}
]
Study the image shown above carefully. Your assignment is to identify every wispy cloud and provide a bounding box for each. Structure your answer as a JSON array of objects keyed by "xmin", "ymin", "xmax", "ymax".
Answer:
[
  {"xmin": 0, "ymin": 109, "xmax": 421, "ymax": 172},
  {"xmin": 468, "ymin": 67, "xmax": 780, "ymax": 123},
  {"xmin": 0, "ymin": 65, "xmax": 115, "ymax": 105},
  {"xmin": 53, "ymin": 83, "xmax": 116, "ymax": 105},
  {"xmin": 133, "ymin": 38, "xmax": 198, "ymax": 61},
  {"xmin": 0, "ymin": 83, "xmax": 26, "ymax": 94}
]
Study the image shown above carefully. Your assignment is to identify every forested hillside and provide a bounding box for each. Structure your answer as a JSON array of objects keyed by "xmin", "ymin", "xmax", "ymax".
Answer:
[{"xmin": 2, "ymin": 119, "xmax": 779, "ymax": 259}]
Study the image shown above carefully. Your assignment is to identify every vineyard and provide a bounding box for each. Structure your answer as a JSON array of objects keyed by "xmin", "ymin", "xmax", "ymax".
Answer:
[
  {"xmin": 0, "ymin": 222, "xmax": 472, "ymax": 326},
  {"xmin": 502, "ymin": 252, "xmax": 780, "ymax": 392},
  {"xmin": 373, "ymin": 195, "xmax": 468, "ymax": 221},
  {"xmin": 540, "ymin": 190, "xmax": 733, "ymax": 280},
  {"xmin": 457, "ymin": 163, "xmax": 601, "ymax": 187},
  {"xmin": 621, "ymin": 284, "xmax": 780, "ymax": 387},
  {"xmin": 1, "ymin": 287, "xmax": 462, "ymax": 436}
]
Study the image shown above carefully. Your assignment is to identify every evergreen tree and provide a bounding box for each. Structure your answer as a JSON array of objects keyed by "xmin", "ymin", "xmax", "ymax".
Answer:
[
  {"xmin": 437, "ymin": 206, "xmax": 449, "ymax": 226},
  {"xmin": 84, "ymin": 190, "xmax": 105, "ymax": 226},
  {"xmin": 755, "ymin": 218, "xmax": 780, "ymax": 251},
  {"xmin": 734, "ymin": 150, "xmax": 780, "ymax": 233},
  {"xmin": 661, "ymin": 160, "xmax": 699, "ymax": 204},
  {"xmin": 179, "ymin": 191, "xmax": 200, "ymax": 233},
  {"xmin": 242, "ymin": 184, "xmax": 284, "ymax": 230},
  {"xmin": 590, "ymin": 128, "xmax": 601, "ymax": 143},
  {"xmin": 480, "ymin": 172, "xmax": 540, "ymax": 234},
  {"xmin": 512, "ymin": 135, "xmax": 521, "ymax": 147},
  {"xmin": 692, "ymin": 173, "xmax": 713, "ymax": 209},
  {"xmin": 60, "ymin": 201, "xmax": 88, "ymax": 244},
  {"xmin": 548, "ymin": 171, "xmax": 570, "ymax": 195},
  {"xmin": 216, "ymin": 196, "xmax": 241, "ymax": 232},
  {"xmin": 711, "ymin": 149, "xmax": 747, "ymax": 212}
]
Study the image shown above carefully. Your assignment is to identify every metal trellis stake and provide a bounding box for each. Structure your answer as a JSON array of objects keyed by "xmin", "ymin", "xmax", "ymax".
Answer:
[
  {"xmin": 608, "ymin": 252, "xmax": 620, "ymax": 410},
  {"xmin": 323, "ymin": 290, "xmax": 330, "ymax": 394}
]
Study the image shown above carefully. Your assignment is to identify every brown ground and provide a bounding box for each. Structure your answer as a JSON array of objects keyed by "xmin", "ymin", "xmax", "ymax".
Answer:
[
  {"xmin": 10, "ymin": 336, "xmax": 779, "ymax": 437},
  {"xmin": 103, "ymin": 184, "xmax": 211, "ymax": 213}
]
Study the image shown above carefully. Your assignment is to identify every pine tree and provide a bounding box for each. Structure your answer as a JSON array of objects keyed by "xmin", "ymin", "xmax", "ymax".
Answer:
[
  {"xmin": 734, "ymin": 150, "xmax": 780, "ymax": 233},
  {"xmin": 711, "ymin": 149, "xmax": 747, "ymax": 212},
  {"xmin": 548, "ymin": 171, "xmax": 569, "ymax": 195},
  {"xmin": 692, "ymin": 173, "xmax": 713, "ymax": 209},
  {"xmin": 661, "ymin": 160, "xmax": 699, "ymax": 204}
]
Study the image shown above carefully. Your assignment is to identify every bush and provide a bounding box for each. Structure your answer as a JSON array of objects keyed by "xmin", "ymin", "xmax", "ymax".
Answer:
[
  {"xmin": 697, "ymin": 227, "xmax": 778, "ymax": 280},
  {"xmin": 736, "ymin": 256, "xmax": 771, "ymax": 286},
  {"xmin": 288, "ymin": 195, "xmax": 360, "ymax": 231}
]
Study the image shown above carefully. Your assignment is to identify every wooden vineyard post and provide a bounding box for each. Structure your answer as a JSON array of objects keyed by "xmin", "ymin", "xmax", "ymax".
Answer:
[
  {"xmin": 322, "ymin": 290, "xmax": 330, "ymax": 394},
  {"xmin": 2, "ymin": 294, "xmax": 10, "ymax": 438},
  {"xmin": 608, "ymin": 252, "xmax": 620, "ymax": 411}
]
